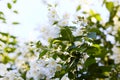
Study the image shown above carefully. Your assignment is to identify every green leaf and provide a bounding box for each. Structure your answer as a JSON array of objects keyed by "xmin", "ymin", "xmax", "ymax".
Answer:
[
  {"xmin": 68, "ymin": 72, "xmax": 74, "ymax": 79},
  {"xmin": 7, "ymin": 3, "xmax": 12, "ymax": 9},
  {"xmin": 13, "ymin": 10, "xmax": 18, "ymax": 14},
  {"xmin": 0, "ymin": 32, "xmax": 9, "ymax": 36},
  {"xmin": 0, "ymin": 11, "xmax": 4, "ymax": 16},
  {"xmin": 105, "ymin": 2, "xmax": 114, "ymax": 12},
  {"xmin": 84, "ymin": 57, "xmax": 96, "ymax": 67},
  {"xmin": 3, "ymin": 56, "xmax": 13, "ymax": 64},
  {"xmin": 58, "ymin": 54, "xmax": 69, "ymax": 61},
  {"xmin": 91, "ymin": 44, "xmax": 107, "ymax": 58},
  {"xmin": 4, "ymin": 47, "xmax": 16, "ymax": 53},
  {"xmin": 94, "ymin": 14, "xmax": 102, "ymax": 21},
  {"xmin": 0, "ymin": 17, "xmax": 5, "ymax": 21},
  {"xmin": 39, "ymin": 50, "xmax": 47, "ymax": 58},
  {"xmin": 53, "ymin": 21, "xmax": 58, "ymax": 25},
  {"xmin": 86, "ymin": 46, "xmax": 98, "ymax": 55},
  {"xmin": 60, "ymin": 27, "xmax": 74, "ymax": 42},
  {"xmin": 102, "ymin": 0, "xmax": 106, "ymax": 5},
  {"xmin": 89, "ymin": 9, "xmax": 95, "ymax": 15},
  {"xmin": 74, "ymin": 36, "xmax": 83, "ymax": 41},
  {"xmin": 76, "ymin": 5, "xmax": 81, "ymax": 11},
  {"xmin": 87, "ymin": 32, "xmax": 96, "ymax": 39},
  {"xmin": 52, "ymin": 53, "xmax": 58, "ymax": 60},
  {"xmin": 12, "ymin": 22, "xmax": 20, "ymax": 25},
  {"xmin": 99, "ymin": 66, "xmax": 112, "ymax": 72},
  {"xmin": 13, "ymin": 0, "xmax": 17, "ymax": 3},
  {"xmin": 54, "ymin": 69, "xmax": 66, "ymax": 78}
]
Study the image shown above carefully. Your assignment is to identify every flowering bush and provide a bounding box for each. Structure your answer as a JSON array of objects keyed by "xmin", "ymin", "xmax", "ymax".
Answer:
[{"xmin": 0, "ymin": 0, "xmax": 120, "ymax": 80}]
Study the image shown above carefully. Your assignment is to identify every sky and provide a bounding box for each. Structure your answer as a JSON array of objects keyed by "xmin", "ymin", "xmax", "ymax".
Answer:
[
  {"xmin": 0, "ymin": 0, "xmax": 48, "ymax": 42},
  {"xmin": 0, "ymin": 0, "xmax": 114, "ymax": 42}
]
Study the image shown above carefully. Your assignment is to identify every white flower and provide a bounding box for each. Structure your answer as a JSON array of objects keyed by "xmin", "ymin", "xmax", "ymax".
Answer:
[
  {"xmin": 63, "ymin": 52, "xmax": 69, "ymax": 55},
  {"xmin": 42, "ymin": 0, "xmax": 59, "ymax": 6},
  {"xmin": 113, "ymin": 16, "xmax": 120, "ymax": 31},
  {"xmin": 61, "ymin": 74, "xmax": 70, "ymax": 80},
  {"xmin": 44, "ymin": 68, "xmax": 55, "ymax": 79},
  {"xmin": 91, "ymin": 17, "xmax": 97, "ymax": 23},
  {"xmin": 111, "ymin": 46, "xmax": 120, "ymax": 64},
  {"xmin": 62, "ymin": 13, "xmax": 70, "ymax": 20},
  {"xmin": 15, "ymin": 60, "xmax": 29, "ymax": 73},
  {"xmin": 74, "ymin": 41, "xmax": 82, "ymax": 46},
  {"xmin": 38, "ymin": 24, "xmax": 60, "ymax": 46},
  {"xmin": 58, "ymin": 19, "xmax": 69, "ymax": 26},
  {"xmin": 48, "ymin": 7, "xmax": 59, "ymax": 25},
  {"xmin": 72, "ymin": 26, "xmax": 83, "ymax": 36},
  {"xmin": 55, "ymin": 64, "xmax": 62, "ymax": 71},
  {"xmin": 2, "ymin": 70, "xmax": 23, "ymax": 80},
  {"xmin": 26, "ymin": 67, "xmax": 45, "ymax": 80},
  {"xmin": 26, "ymin": 58, "xmax": 61, "ymax": 80},
  {"xmin": 58, "ymin": 13, "xmax": 70, "ymax": 27},
  {"xmin": 0, "ymin": 63, "xmax": 8, "ymax": 76}
]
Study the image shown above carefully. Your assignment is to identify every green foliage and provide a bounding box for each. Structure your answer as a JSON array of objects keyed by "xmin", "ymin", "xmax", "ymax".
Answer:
[
  {"xmin": 60, "ymin": 27, "xmax": 74, "ymax": 43},
  {"xmin": 84, "ymin": 57, "xmax": 96, "ymax": 67},
  {"xmin": 0, "ymin": 32, "xmax": 17, "ymax": 63}
]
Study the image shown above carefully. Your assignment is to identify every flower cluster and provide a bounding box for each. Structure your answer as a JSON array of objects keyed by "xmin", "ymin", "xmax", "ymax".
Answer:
[
  {"xmin": 0, "ymin": 42, "xmax": 62, "ymax": 80},
  {"xmin": 38, "ymin": 4, "xmax": 87, "ymax": 46},
  {"xmin": 0, "ymin": 63, "xmax": 23, "ymax": 80},
  {"xmin": 111, "ymin": 46, "xmax": 120, "ymax": 64},
  {"xmin": 38, "ymin": 24, "xmax": 60, "ymax": 46},
  {"xmin": 26, "ymin": 58, "xmax": 61, "ymax": 80}
]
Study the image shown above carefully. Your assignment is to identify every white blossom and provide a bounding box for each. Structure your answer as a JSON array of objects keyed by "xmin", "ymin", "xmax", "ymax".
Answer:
[
  {"xmin": 15, "ymin": 59, "xmax": 29, "ymax": 73},
  {"xmin": 61, "ymin": 74, "xmax": 70, "ymax": 80},
  {"xmin": 113, "ymin": 16, "xmax": 120, "ymax": 31},
  {"xmin": 74, "ymin": 41, "xmax": 82, "ymax": 46},
  {"xmin": 48, "ymin": 7, "xmax": 59, "ymax": 25},
  {"xmin": 58, "ymin": 19, "xmax": 69, "ymax": 26},
  {"xmin": 2, "ymin": 70, "xmax": 23, "ymax": 80},
  {"xmin": 38, "ymin": 24, "xmax": 60, "ymax": 46},
  {"xmin": 72, "ymin": 26, "xmax": 83, "ymax": 36},
  {"xmin": 0, "ymin": 63, "xmax": 8, "ymax": 76},
  {"xmin": 111, "ymin": 46, "xmax": 120, "ymax": 64},
  {"xmin": 58, "ymin": 13, "xmax": 70, "ymax": 26},
  {"xmin": 26, "ymin": 58, "xmax": 61, "ymax": 80}
]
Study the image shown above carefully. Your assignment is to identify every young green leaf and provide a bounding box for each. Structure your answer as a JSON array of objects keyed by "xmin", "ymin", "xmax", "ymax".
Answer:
[
  {"xmin": 7, "ymin": 3, "xmax": 12, "ymax": 9},
  {"xmin": 12, "ymin": 22, "xmax": 20, "ymax": 25},
  {"xmin": 105, "ymin": 2, "xmax": 114, "ymax": 12},
  {"xmin": 39, "ymin": 50, "xmax": 47, "ymax": 58},
  {"xmin": 0, "ymin": 17, "xmax": 5, "ymax": 21},
  {"xmin": 76, "ymin": 5, "xmax": 81, "ymax": 11},
  {"xmin": 0, "ymin": 11, "xmax": 4, "ymax": 16},
  {"xmin": 94, "ymin": 14, "xmax": 102, "ymax": 21},
  {"xmin": 13, "ymin": 0, "xmax": 17, "ymax": 3},
  {"xmin": 13, "ymin": 10, "xmax": 18, "ymax": 14}
]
